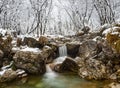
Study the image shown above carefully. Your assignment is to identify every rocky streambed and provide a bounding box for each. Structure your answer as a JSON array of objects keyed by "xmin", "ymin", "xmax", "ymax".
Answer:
[{"xmin": 0, "ymin": 25, "xmax": 120, "ymax": 88}]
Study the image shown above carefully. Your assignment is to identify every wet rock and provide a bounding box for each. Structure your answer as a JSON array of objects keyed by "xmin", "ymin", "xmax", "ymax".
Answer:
[
  {"xmin": 66, "ymin": 43, "xmax": 80, "ymax": 58},
  {"xmin": 0, "ymin": 69, "xmax": 17, "ymax": 82},
  {"xmin": 13, "ymin": 50, "xmax": 46, "ymax": 74},
  {"xmin": 54, "ymin": 57, "xmax": 79, "ymax": 73},
  {"xmin": 41, "ymin": 46, "xmax": 56, "ymax": 63}
]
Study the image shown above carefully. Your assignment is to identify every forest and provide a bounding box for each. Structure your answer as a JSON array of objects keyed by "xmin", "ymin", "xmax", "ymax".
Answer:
[{"xmin": 0, "ymin": 0, "xmax": 120, "ymax": 88}]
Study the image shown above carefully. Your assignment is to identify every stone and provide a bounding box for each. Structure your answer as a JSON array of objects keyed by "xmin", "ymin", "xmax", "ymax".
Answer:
[
  {"xmin": 0, "ymin": 36, "xmax": 12, "ymax": 58},
  {"xmin": 66, "ymin": 43, "xmax": 80, "ymax": 58},
  {"xmin": 78, "ymin": 40, "xmax": 98, "ymax": 58},
  {"xmin": 104, "ymin": 82, "xmax": 120, "ymax": 88},
  {"xmin": 78, "ymin": 58, "xmax": 106, "ymax": 80},
  {"xmin": 38, "ymin": 36, "xmax": 49, "ymax": 46},
  {"xmin": 23, "ymin": 37, "xmax": 40, "ymax": 48},
  {"xmin": 0, "ymin": 69, "xmax": 17, "ymax": 82},
  {"xmin": 13, "ymin": 51, "xmax": 46, "ymax": 74},
  {"xmin": 54, "ymin": 57, "xmax": 79, "ymax": 73},
  {"xmin": 41, "ymin": 46, "xmax": 56, "ymax": 64}
]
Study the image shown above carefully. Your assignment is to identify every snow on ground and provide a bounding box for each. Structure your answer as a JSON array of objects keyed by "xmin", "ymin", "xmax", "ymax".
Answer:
[{"xmin": 20, "ymin": 47, "xmax": 41, "ymax": 53}]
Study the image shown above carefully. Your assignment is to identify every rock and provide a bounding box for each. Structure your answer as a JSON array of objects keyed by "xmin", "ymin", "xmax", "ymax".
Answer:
[
  {"xmin": 39, "ymin": 36, "xmax": 49, "ymax": 46},
  {"xmin": 78, "ymin": 58, "xmax": 106, "ymax": 80},
  {"xmin": 23, "ymin": 37, "xmax": 40, "ymax": 48},
  {"xmin": 54, "ymin": 57, "xmax": 79, "ymax": 73},
  {"xmin": 0, "ymin": 36, "xmax": 12, "ymax": 58},
  {"xmin": 16, "ymin": 38, "xmax": 22, "ymax": 47},
  {"xmin": 66, "ymin": 43, "xmax": 80, "ymax": 58},
  {"xmin": 104, "ymin": 82, "xmax": 120, "ymax": 88},
  {"xmin": 13, "ymin": 50, "xmax": 46, "ymax": 74},
  {"xmin": 78, "ymin": 40, "xmax": 98, "ymax": 58},
  {"xmin": 0, "ymin": 69, "xmax": 17, "ymax": 82},
  {"xmin": 0, "ymin": 50, "xmax": 4, "ymax": 67},
  {"xmin": 75, "ymin": 31, "xmax": 84, "ymax": 36},
  {"xmin": 16, "ymin": 69, "xmax": 27, "ymax": 78},
  {"xmin": 41, "ymin": 46, "xmax": 56, "ymax": 64}
]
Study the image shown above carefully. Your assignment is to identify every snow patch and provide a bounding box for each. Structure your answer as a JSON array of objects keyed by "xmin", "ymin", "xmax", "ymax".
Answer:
[
  {"xmin": 0, "ymin": 28, "xmax": 7, "ymax": 36},
  {"xmin": 20, "ymin": 47, "xmax": 41, "ymax": 53}
]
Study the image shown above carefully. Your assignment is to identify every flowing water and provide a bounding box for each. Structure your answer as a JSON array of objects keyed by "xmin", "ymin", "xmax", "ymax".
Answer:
[{"xmin": 0, "ymin": 45, "xmax": 111, "ymax": 88}]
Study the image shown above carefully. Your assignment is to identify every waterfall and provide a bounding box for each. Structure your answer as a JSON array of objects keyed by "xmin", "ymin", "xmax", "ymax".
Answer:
[
  {"xmin": 54, "ymin": 45, "xmax": 67, "ymax": 64},
  {"xmin": 44, "ymin": 45, "xmax": 67, "ymax": 78},
  {"xmin": 59, "ymin": 45, "xmax": 67, "ymax": 57}
]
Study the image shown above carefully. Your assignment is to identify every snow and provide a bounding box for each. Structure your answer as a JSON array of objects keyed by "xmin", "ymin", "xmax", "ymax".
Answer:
[
  {"xmin": 1, "ymin": 61, "xmax": 14, "ymax": 70},
  {"xmin": 0, "ymin": 68, "xmax": 12, "ymax": 76},
  {"xmin": 0, "ymin": 28, "xmax": 7, "ymax": 36},
  {"xmin": 12, "ymin": 47, "xmax": 21, "ymax": 52},
  {"xmin": 102, "ymin": 26, "xmax": 120, "ymax": 36},
  {"xmin": 0, "ymin": 70, "xmax": 6, "ymax": 75},
  {"xmin": 20, "ymin": 47, "xmax": 41, "ymax": 53},
  {"xmin": 102, "ymin": 28, "xmax": 112, "ymax": 35},
  {"xmin": 16, "ymin": 69, "xmax": 25, "ymax": 75},
  {"xmin": 54, "ymin": 56, "xmax": 67, "ymax": 64}
]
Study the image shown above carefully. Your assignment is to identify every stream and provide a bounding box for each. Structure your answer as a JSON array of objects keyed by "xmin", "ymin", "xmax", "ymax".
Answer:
[
  {"xmin": 0, "ymin": 72, "xmax": 110, "ymax": 88},
  {"xmin": 0, "ymin": 45, "xmax": 111, "ymax": 88}
]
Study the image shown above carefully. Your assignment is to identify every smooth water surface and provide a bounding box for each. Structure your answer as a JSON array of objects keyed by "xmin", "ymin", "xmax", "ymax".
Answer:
[{"xmin": 0, "ymin": 72, "xmax": 110, "ymax": 88}]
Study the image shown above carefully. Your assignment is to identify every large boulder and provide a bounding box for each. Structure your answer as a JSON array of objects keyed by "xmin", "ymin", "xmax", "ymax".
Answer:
[
  {"xmin": 78, "ymin": 40, "xmax": 98, "ymax": 58},
  {"xmin": 66, "ymin": 43, "xmax": 80, "ymax": 58},
  {"xmin": 23, "ymin": 37, "xmax": 40, "ymax": 48},
  {"xmin": 54, "ymin": 57, "xmax": 79, "ymax": 73},
  {"xmin": 41, "ymin": 46, "xmax": 56, "ymax": 64},
  {"xmin": 13, "ymin": 49, "xmax": 46, "ymax": 74},
  {"xmin": 78, "ymin": 58, "xmax": 106, "ymax": 80}
]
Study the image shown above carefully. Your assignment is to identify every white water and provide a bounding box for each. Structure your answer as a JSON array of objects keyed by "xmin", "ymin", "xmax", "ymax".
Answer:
[
  {"xmin": 54, "ymin": 45, "xmax": 67, "ymax": 64},
  {"xmin": 59, "ymin": 45, "xmax": 67, "ymax": 57},
  {"xmin": 44, "ymin": 45, "xmax": 67, "ymax": 78}
]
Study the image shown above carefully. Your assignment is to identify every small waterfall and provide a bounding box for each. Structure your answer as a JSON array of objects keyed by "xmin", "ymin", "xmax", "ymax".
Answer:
[
  {"xmin": 54, "ymin": 45, "xmax": 67, "ymax": 64},
  {"xmin": 44, "ymin": 45, "xmax": 67, "ymax": 78},
  {"xmin": 59, "ymin": 45, "xmax": 67, "ymax": 57}
]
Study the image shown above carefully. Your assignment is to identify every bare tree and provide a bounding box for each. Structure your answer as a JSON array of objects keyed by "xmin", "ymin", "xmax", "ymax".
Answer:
[
  {"xmin": 94, "ymin": 0, "xmax": 115, "ymax": 25},
  {"xmin": 28, "ymin": 0, "xmax": 53, "ymax": 36},
  {"xmin": 58, "ymin": 0, "xmax": 94, "ymax": 33}
]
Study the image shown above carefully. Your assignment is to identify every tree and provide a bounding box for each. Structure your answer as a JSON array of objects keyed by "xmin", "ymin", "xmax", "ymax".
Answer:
[
  {"xmin": 94, "ymin": 0, "xmax": 115, "ymax": 25},
  {"xmin": 28, "ymin": 0, "xmax": 53, "ymax": 36}
]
